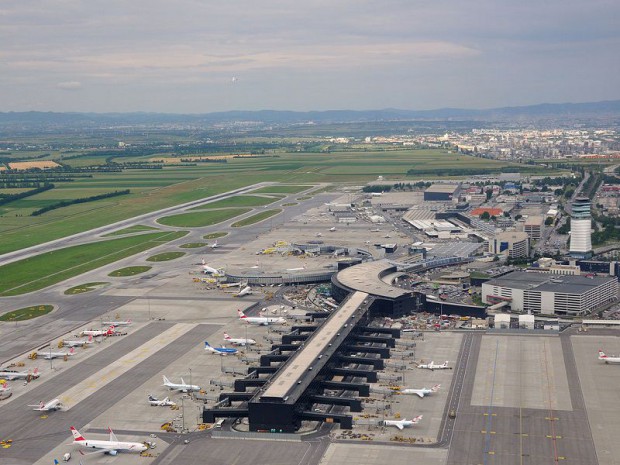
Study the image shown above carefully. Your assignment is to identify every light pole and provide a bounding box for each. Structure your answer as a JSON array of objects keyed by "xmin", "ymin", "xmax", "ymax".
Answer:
[
  {"xmin": 189, "ymin": 368, "xmax": 192, "ymax": 399},
  {"xmin": 181, "ymin": 396, "xmax": 185, "ymax": 432}
]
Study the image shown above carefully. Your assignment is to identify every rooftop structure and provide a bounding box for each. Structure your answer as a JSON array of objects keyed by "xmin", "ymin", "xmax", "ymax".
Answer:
[{"xmin": 424, "ymin": 184, "xmax": 460, "ymax": 201}]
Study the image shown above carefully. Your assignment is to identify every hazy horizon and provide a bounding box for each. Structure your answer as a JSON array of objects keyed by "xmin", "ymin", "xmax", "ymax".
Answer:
[{"xmin": 2, "ymin": 1, "xmax": 619, "ymax": 113}]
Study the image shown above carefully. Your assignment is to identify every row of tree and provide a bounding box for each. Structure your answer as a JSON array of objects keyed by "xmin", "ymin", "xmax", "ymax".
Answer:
[{"xmin": 31, "ymin": 189, "xmax": 130, "ymax": 216}]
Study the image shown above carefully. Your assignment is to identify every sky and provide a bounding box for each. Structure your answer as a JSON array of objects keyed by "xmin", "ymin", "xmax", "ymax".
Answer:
[{"xmin": 1, "ymin": 0, "xmax": 619, "ymax": 113}]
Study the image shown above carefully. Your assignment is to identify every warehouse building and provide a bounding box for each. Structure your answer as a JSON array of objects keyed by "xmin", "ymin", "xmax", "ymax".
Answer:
[
  {"xmin": 424, "ymin": 184, "xmax": 460, "ymax": 201},
  {"xmin": 482, "ymin": 271, "xmax": 618, "ymax": 316}
]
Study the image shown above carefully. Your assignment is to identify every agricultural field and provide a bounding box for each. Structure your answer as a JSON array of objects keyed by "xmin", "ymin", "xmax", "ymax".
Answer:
[
  {"xmin": 0, "ymin": 147, "xmax": 535, "ymax": 255},
  {"xmin": 0, "ymin": 231, "xmax": 187, "ymax": 296}
]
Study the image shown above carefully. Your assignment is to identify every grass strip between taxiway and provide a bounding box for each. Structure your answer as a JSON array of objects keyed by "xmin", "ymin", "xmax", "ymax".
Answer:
[{"xmin": 0, "ymin": 231, "xmax": 188, "ymax": 296}]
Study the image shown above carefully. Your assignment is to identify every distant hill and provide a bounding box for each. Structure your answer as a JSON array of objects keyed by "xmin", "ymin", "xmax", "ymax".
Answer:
[{"xmin": 0, "ymin": 100, "xmax": 619, "ymax": 128}]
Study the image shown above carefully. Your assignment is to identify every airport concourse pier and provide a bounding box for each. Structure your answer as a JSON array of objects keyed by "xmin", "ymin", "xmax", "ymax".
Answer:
[
  {"xmin": 331, "ymin": 260, "xmax": 420, "ymax": 318},
  {"xmin": 203, "ymin": 291, "xmax": 400, "ymax": 432}
]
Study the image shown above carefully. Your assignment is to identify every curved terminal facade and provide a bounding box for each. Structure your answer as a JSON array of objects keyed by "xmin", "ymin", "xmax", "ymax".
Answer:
[
  {"xmin": 570, "ymin": 197, "xmax": 593, "ymax": 259},
  {"xmin": 331, "ymin": 259, "xmax": 421, "ymax": 317}
]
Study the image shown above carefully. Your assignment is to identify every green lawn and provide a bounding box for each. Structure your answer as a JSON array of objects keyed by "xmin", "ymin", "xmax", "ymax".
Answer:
[
  {"xmin": 146, "ymin": 251, "xmax": 185, "ymax": 262},
  {"xmin": 203, "ymin": 232, "xmax": 228, "ymax": 239},
  {"xmin": 188, "ymin": 195, "xmax": 280, "ymax": 210},
  {"xmin": 109, "ymin": 266, "xmax": 152, "ymax": 277},
  {"xmin": 0, "ymin": 305, "xmax": 54, "ymax": 321},
  {"xmin": 231, "ymin": 209, "xmax": 282, "ymax": 227},
  {"xmin": 64, "ymin": 282, "xmax": 109, "ymax": 295},
  {"xmin": 157, "ymin": 208, "xmax": 252, "ymax": 227},
  {"xmin": 0, "ymin": 231, "xmax": 187, "ymax": 296},
  {"xmin": 251, "ymin": 185, "xmax": 311, "ymax": 194},
  {"xmin": 179, "ymin": 242, "xmax": 207, "ymax": 248},
  {"xmin": 103, "ymin": 225, "xmax": 159, "ymax": 237}
]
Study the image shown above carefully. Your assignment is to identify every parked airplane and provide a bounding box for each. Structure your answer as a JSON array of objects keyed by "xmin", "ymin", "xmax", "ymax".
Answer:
[
  {"xmin": 81, "ymin": 326, "xmax": 116, "ymax": 337},
  {"xmin": 37, "ymin": 347, "xmax": 76, "ymax": 360},
  {"xmin": 201, "ymin": 259, "xmax": 222, "ymax": 275},
  {"xmin": 224, "ymin": 333, "xmax": 256, "ymax": 346},
  {"xmin": 63, "ymin": 335, "xmax": 94, "ymax": 348},
  {"xmin": 399, "ymin": 384, "xmax": 441, "ymax": 398},
  {"xmin": 70, "ymin": 426, "xmax": 147, "ymax": 455},
  {"xmin": 384, "ymin": 415, "xmax": 423, "ymax": 430},
  {"xmin": 0, "ymin": 367, "xmax": 39, "ymax": 381},
  {"xmin": 147, "ymin": 395, "xmax": 176, "ymax": 407},
  {"xmin": 162, "ymin": 375, "xmax": 200, "ymax": 393},
  {"xmin": 237, "ymin": 309, "xmax": 286, "ymax": 326},
  {"xmin": 102, "ymin": 319, "xmax": 132, "ymax": 327},
  {"xmin": 329, "ymin": 227, "xmax": 337, "ymax": 232},
  {"xmin": 598, "ymin": 350, "xmax": 620, "ymax": 364},
  {"xmin": 417, "ymin": 361, "xmax": 451, "ymax": 370},
  {"xmin": 29, "ymin": 398, "xmax": 62, "ymax": 411},
  {"xmin": 210, "ymin": 241, "xmax": 219, "ymax": 249},
  {"xmin": 235, "ymin": 286, "xmax": 253, "ymax": 297},
  {"xmin": 204, "ymin": 342, "xmax": 238, "ymax": 356}
]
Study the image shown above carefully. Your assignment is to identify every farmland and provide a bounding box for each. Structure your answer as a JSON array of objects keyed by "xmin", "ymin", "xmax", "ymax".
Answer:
[{"xmin": 0, "ymin": 146, "xmax": 538, "ymax": 255}]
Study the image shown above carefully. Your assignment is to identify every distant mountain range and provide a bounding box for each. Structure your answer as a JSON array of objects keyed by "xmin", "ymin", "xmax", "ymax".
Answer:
[{"xmin": 1, "ymin": 100, "xmax": 619, "ymax": 127}]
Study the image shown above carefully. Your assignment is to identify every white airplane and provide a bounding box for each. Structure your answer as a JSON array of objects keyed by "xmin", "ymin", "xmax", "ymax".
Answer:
[
  {"xmin": 63, "ymin": 335, "xmax": 94, "ymax": 348},
  {"xmin": 0, "ymin": 367, "xmax": 39, "ymax": 381},
  {"xmin": 598, "ymin": 350, "xmax": 620, "ymax": 364},
  {"xmin": 399, "ymin": 384, "xmax": 441, "ymax": 398},
  {"xmin": 224, "ymin": 332, "xmax": 256, "ymax": 346},
  {"xmin": 81, "ymin": 326, "xmax": 116, "ymax": 337},
  {"xmin": 147, "ymin": 395, "xmax": 176, "ymax": 407},
  {"xmin": 102, "ymin": 319, "xmax": 132, "ymax": 327},
  {"xmin": 384, "ymin": 415, "xmax": 423, "ymax": 430},
  {"xmin": 0, "ymin": 384, "xmax": 11, "ymax": 396},
  {"xmin": 204, "ymin": 342, "xmax": 238, "ymax": 356},
  {"xmin": 162, "ymin": 375, "xmax": 200, "ymax": 393},
  {"xmin": 235, "ymin": 286, "xmax": 253, "ymax": 297},
  {"xmin": 237, "ymin": 309, "xmax": 286, "ymax": 326},
  {"xmin": 329, "ymin": 227, "xmax": 337, "ymax": 232},
  {"xmin": 201, "ymin": 259, "xmax": 222, "ymax": 275},
  {"xmin": 210, "ymin": 240, "xmax": 219, "ymax": 249},
  {"xmin": 37, "ymin": 347, "xmax": 76, "ymax": 360},
  {"xmin": 29, "ymin": 398, "xmax": 62, "ymax": 411},
  {"xmin": 417, "ymin": 361, "xmax": 451, "ymax": 371},
  {"xmin": 70, "ymin": 426, "xmax": 147, "ymax": 456}
]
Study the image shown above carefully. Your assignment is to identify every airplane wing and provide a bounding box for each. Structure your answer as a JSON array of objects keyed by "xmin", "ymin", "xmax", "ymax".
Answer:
[
  {"xmin": 416, "ymin": 392, "xmax": 425, "ymax": 398},
  {"xmin": 395, "ymin": 423, "xmax": 404, "ymax": 430},
  {"xmin": 79, "ymin": 448, "xmax": 114, "ymax": 456}
]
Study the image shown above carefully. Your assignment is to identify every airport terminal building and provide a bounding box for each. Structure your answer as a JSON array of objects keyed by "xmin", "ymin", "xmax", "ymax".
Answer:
[{"xmin": 482, "ymin": 271, "xmax": 618, "ymax": 315}]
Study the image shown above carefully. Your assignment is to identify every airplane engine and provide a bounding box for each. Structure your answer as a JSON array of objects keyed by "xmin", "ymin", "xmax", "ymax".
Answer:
[{"xmin": 108, "ymin": 450, "xmax": 118, "ymax": 456}]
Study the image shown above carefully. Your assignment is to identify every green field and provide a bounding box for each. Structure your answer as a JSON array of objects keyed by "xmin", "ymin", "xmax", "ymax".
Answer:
[
  {"xmin": 146, "ymin": 251, "xmax": 185, "ymax": 262},
  {"xmin": 64, "ymin": 282, "xmax": 109, "ymax": 295},
  {"xmin": 251, "ymin": 185, "xmax": 310, "ymax": 194},
  {"xmin": 109, "ymin": 266, "xmax": 152, "ymax": 277},
  {"xmin": 188, "ymin": 195, "xmax": 281, "ymax": 210},
  {"xmin": 203, "ymin": 232, "xmax": 228, "ymax": 239},
  {"xmin": 0, "ymin": 304, "xmax": 54, "ymax": 322},
  {"xmin": 231, "ymin": 209, "xmax": 282, "ymax": 227},
  {"xmin": 103, "ymin": 225, "xmax": 159, "ymax": 237},
  {"xmin": 0, "ymin": 231, "xmax": 187, "ymax": 296},
  {"xmin": 157, "ymin": 208, "xmax": 252, "ymax": 227},
  {"xmin": 0, "ymin": 148, "xmax": 539, "ymax": 256},
  {"xmin": 179, "ymin": 242, "xmax": 207, "ymax": 248}
]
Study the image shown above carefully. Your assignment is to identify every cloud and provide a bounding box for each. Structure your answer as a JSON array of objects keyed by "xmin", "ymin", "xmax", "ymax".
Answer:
[{"xmin": 57, "ymin": 81, "xmax": 82, "ymax": 90}]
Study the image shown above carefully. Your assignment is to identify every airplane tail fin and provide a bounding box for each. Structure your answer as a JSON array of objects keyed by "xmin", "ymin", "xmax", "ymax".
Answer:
[
  {"xmin": 413, "ymin": 414, "xmax": 423, "ymax": 423},
  {"xmin": 202, "ymin": 258, "xmax": 206, "ymax": 265},
  {"xmin": 32, "ymin": 367, "xmax": 39, "ymax": 377},
  {"xmin": 88, "ymin": 335, "xmax": 93, "ymax": 342},
  {"xmin": 69, "ymin": 347, "xmax": 75, "ymax": 355},
  {"xmin": 599, "ymin": 349, "xmax": 607, "ymax": 358},
  {"xmin": 204, "ymin": 341, "xmax": 211, "ymax": 348},
  {"xmin": 224, "ymin": 333, "xmax": 231, "ymax": 340},
  {"xmin": 70, "ymin": 426, "xmax": 86, "ymax": 441},
  {"xmin": 432, "ymin": 384, "xmax": 441, "ymax": 392},
  {"xmin": 162, "ymin": 375, "xmax": 170, "ymax": 385},
  {"xmin": 39, "ymin": 401, "xmax": 44, "ymax": 409},
  {"xmin": 237, "ymin": 309, "xmax": 247, "ymax": 318}
]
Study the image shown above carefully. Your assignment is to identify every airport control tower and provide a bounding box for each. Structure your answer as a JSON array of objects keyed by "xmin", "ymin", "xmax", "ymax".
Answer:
[{"xmin": 569, "ymin": 197, "xmax": 593, "ymax": 259}]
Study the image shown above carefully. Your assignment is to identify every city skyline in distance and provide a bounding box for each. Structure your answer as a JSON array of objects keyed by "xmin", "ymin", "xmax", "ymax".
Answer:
[{"xmin": 2, "ymin": 1, "xmax": 619, "ymax": 113}]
